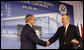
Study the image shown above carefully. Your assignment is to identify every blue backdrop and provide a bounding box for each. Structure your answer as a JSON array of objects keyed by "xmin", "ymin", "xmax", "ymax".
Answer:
[{"xmin": 1, "ymin": 1, "xmax": 74, "ymax": 49}]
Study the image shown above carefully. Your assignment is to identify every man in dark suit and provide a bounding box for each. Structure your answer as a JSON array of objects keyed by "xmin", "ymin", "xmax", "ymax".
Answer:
[
  {"xmin": 20, "ymin": 14, "xmax": 46, "ymax": 49},
  {"xmin": 46, "ymin": 14, "xmax": 81, "ymax": 49}
]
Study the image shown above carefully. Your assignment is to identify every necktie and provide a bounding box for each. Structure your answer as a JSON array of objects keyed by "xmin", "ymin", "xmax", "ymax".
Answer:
[{"xmin": 64, "ymin": 26, "xmax": 66, "ymax": 35}]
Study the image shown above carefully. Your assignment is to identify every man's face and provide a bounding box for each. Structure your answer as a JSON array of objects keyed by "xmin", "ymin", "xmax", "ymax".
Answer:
[
  {"xmin": 30, "ymin": 17, "xmax": 35, "ymax": 27},
  {"xmin": 61, "ymin": 15, "xmax": 69, "ymax": 26}
]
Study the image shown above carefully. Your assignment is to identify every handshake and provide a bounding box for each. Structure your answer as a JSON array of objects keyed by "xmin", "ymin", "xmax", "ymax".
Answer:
[
  {"xmin": 46, "ymin": 39, "xmax": 80, "ymax": 47},
  {"xmin": 46, "ymin": 40, "xmax": 50, "ymax": 46}
]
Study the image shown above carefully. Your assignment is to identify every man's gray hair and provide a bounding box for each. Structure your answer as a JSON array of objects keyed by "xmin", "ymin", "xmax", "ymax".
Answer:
[{"xmin": 62, "ymin": 14, "xmax": 70, "ymax": 21}]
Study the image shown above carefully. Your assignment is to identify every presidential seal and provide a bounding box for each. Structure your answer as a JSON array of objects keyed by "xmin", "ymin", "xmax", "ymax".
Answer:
[{"xmin": 59, "ymin": 4, "xmax": 67, "ymax": 14}]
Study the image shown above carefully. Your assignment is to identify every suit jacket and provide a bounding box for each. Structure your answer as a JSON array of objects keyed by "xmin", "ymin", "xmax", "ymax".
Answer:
[
  {"xmin": 49, "ymin": 24, "xmax": 81, "ymax": 49},
  {"xmin": 20, "ymin": 24, "xmax": 46, "ymax": 49}
]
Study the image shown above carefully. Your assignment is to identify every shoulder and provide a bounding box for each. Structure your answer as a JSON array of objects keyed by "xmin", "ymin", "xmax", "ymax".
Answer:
[
  {"xmin": 58, "ymin": 24, "xmax": 77, "ymax": 29},
  {"xmin": 59, "ymin": 26, "xmax": 63, "ymax": 28},
  {"xmin": 69, "ymin": 24, "xmax": 77, "ymax": 28},
  {"xmin": 22, "ymin": 24, "xmax": 31, "ymax": 31},
  {"xmin": 21, "ymin": 24, "xmax": 35, "ymax": 34}
]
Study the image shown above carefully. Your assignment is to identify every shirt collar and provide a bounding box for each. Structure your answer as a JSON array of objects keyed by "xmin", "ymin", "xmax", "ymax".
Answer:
[
  {"xmin": 27, "ymin": 23, "xmax": 32, "ymax": 27},
  {"xmin": 64, "ymin": 23, "xmax": 69, "ymax": 30},
  {"xmin": 66, "ymin": 23, "xmax": 69, "ymax": 28}
]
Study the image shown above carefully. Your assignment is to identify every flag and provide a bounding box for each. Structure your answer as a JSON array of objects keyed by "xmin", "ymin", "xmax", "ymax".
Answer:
[{"xmin": 81, "ymin": 24, "xmax": 83, "ymax": 40}]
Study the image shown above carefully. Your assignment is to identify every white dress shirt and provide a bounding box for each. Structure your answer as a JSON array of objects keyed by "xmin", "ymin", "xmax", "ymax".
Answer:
[{"xmin": 64, "ymin": 23, "xmax": 69, "ymax": 35}]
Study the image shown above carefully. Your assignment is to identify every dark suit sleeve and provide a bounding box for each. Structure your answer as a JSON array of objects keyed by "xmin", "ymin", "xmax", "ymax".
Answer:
[
  {"xmin": 27, "ymin": 28, "xmax": 46, "ymax": 46},
  {"xmin": 74, "ymin": 26, "xmax": 81, "ymax": 41},
  {"xmin": 49, "ymin": 28, "xmax": 61, "ymax": 44}
]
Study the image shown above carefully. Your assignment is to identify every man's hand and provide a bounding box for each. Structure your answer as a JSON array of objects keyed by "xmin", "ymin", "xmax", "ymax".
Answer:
[
  {"xmin": 71, "ymin": 39, "xmax": 81, "ymax": 48},
  {"xmin": 46, "ymin": 40, "xmax": 50, "ymax": 46},
  {"xmin": 71, "ymin": 39, "xmax": 79, "ymax": 44}
]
